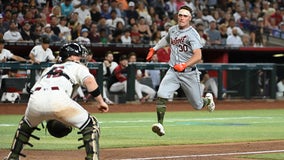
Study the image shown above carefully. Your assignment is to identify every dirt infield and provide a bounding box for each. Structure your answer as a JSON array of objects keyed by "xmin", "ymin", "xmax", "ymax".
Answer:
[{"xmin": 1, "ymin": 100, "xmax": 284, "ymax": 160}]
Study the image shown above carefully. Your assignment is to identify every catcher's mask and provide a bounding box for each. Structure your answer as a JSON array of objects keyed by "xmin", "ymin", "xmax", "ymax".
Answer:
[{"xmin": 46, "ymin": 120, "xmax": 72, "ymax": 138}]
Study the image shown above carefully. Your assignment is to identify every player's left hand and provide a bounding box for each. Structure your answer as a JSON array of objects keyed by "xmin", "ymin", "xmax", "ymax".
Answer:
[
  {"xmin": 173, "ymin": 63, "xmax": 187, "ymax": 72},
  {"xmin": 97, "ymin": 102, "xmax": 109, "ymax": 113},
  {"xmin": 146, "ymin": 48, "xmax": 155, "ymax": 61}
]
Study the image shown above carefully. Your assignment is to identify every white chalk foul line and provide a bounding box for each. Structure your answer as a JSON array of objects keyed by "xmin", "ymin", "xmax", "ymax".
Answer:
[{"xmin": 117, "ymin": 149, "xmax": 284, "ymax": 160}]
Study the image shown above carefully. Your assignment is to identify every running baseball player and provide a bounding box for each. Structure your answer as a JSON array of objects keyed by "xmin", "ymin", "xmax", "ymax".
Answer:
[
  {"xmin": 4, "ymin": 43, "xmax": 109, "ymax": 160},
  {"xmin": 146, "ymin": 6, "xmax": 215, "ymax": 136}
]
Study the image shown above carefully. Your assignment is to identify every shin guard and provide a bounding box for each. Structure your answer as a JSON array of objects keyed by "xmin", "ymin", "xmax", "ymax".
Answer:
[
  {"xmin": 6, "ymin": 117, "xmax": 40, "ymax": 159},
  {"xmin": 78, "ymin": 116, "xmax": 100, "ymax": 160}
]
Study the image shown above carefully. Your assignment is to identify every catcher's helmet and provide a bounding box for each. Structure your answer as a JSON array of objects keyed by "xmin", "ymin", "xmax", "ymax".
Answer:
[{"xmin": 59, "ymin": 43, "xmax": 84, "ymax": 61}]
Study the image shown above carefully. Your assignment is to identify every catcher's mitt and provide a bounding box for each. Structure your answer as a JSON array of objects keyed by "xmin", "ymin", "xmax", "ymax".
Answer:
[{"xmin": 46, "ymin": 120, "xmax": 72, "ymax": 138}]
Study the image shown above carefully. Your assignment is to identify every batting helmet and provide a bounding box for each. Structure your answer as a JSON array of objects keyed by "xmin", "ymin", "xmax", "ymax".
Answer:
[
  {"xmin": 46, "ymin": 120, "xmax": 72, "ymax": 138},
  {"xmin": 59, "ymin": 43, "xmax": 84, "ymax": 61}
]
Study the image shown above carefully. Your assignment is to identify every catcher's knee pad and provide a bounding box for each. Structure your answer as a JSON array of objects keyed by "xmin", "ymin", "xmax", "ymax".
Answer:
[
  {"xmin": 7, "ymin": 117, "xmax": 40, "ymax": 159},
  {"xmin": 78, "ymin": 116, "xmax": 100, "ymax": 160}
]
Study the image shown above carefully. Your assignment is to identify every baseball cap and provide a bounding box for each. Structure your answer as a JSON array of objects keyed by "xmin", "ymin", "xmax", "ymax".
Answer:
[
  {"xmin": 81, "ymin": 28, "xmax": 89, "ymax": 33},
  {"xmin": 119, "ymin": 54, "xmax": 128, "ymax": 61},
  {"xmin": 209, "ymin": 18, "xmax": 216, "ymax": 23},
  {"xmin": 128, "ymin": 1, "xmax": 135, "ymax": 7},
  {"xmin": 45, "ymin": 24, "xmax": 51, "ymax": 28},
  {"xmin": 41, "ymin": 36, "xmax": 50, "ymax": 44},
  {"xmin": 23, "ymin": 21, "xmax": 31, "ymax": 25},
  {"xmin": 257, "ymin": 17, "xmax": 264, "ymax": 21}
]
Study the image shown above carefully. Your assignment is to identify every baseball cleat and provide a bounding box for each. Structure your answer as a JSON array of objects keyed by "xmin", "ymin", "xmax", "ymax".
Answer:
[
  {"xmin": 205, "ymin": 93, "xmax": 215, "ymax": 112},
  {"xmin": 152, "ymin": 123, "xmax": 165, "ymax": 136}
]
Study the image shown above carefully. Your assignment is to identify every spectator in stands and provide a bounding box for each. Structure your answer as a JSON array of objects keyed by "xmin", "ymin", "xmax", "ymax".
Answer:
[
  {"xmin": 31, "ymin": 24, "xmax": 43, "ymax": 43},
  {"xmin": 99, "ymin": 28, "xmax": 109, "ymax": 44},
  {"xmin": 121, "ymin": 28, "xmax": 132, "ymax": 45},
  {"xmin": 82, "ymin": 16, "xmax": 93, "ymax": 32},
  {"xmin": 137, "ymin": 16, "xmax": 152, "ymax": 44},
  {"xmin": 241, "ymin": 33, "xmax": 251, "ymax": 47},
  {"xmin": 197, "ymin": 29, "xmax": 207, "ymax": 46},
  {"xmin": 101, "ymin": 3, "xmax": 111, "ymax": 19},
  {"xmin": 130, "ymin": 23, "xmax": 142, "ymax": 44},
  {"xmin": 150, "ymin": 30, "xmax": 162, "ymax": 45},
  {"xmin": 109, "ymin": 0, "xmax": 122, "ymax": 18},
  {"xmin": 0, "ymin": 14, "xmax": 9, "ymax": 36},
  {"xmin": 69, "ymin": 13, "xmax": 82, "ymax": 40},
  {"xmin": 226, "ymin": 27, "xmax": 243, "ymax": 47},
  {"xmin": 89, "ymin": 2, "xmax": 102, "ymax": 23},
  {"xmin": 106, "ymin": 10, "xmax": 125, "ymax": 34},
  {"xmin": 232, "ymin": 3, "xmax": 242, "ymax": 22},
  {"xmin": 237, "ymin": 10, "xmax": 251, "ymax": 31},
  {"xmin": 118, "ymin": 2, "xmax": 126, "ymax": 20},
  {"xmin": 20, "ymin": 21, "xmax": 33, "ymax": 42},
  {"xmin": 165, "ymin": 0, "xmax": 177, "ymax": 19},
  {"xmin": 73, "ymin": 2, "xmax": 91, "ymax": 25},
  {"xmin": 218, "ymin": 23, "xmax": 228, "ymax": 46},
  {"xmin": 269, "ymin": 8, "xmax": 282, "ymax": 26},
  {"xmin": 136, "ymin": 2, "xmax": 152, "ymax": 25},
  {"xmin": 0, "ymin": 39, "xmax": 28, "ymax": 63},
  {"xmin": 227, "ymin": 18, "xmax": 244, "ymax": 36},
  {"xmin": 75, "ymin": 28, "xmax": 91, "ymax": 44},
  {"xmin": 49, "ymin": 15, "xmax": 63, "ymax": 39},
  {"xmin": 42, "ymin": 23, "xmax": 61, "ymax": 42},
  {"xmin": 88, "ymin": 23, "xmax": 100, "ymax": 43},
  {"xmin": 47, "ymin": 6, "xmax": 62, "ymax": 23},
  {"xmin": 202, "ymin": 8, "xmax": 215, "ymax": 26},
  {"xmin": 161, "ymin": 21, "xmax": 173, "ymax": 38},
  {"xmin": 125, "ymin": 1, "xmax": 139, "ymax": 25},
  {"xmin": 251, "ymin": 4, "xmax": 262, "ymax": 20},
  {"xmin": 97, "ymin": 17, "xmax": 112, "ymax": 40},
  {"xmin": 205, "ymin": 19, "xmax": 221, "ymax": 46},
  {"xmin": 279, "ymin": 22, "xmax": 284, "ymax": 39},
  {"xmin": 250, "ymin": 17, "xmax": 268, "ymax": 47},
  {"xmin": 60, "ymin": 0, "xmax": 74, "ymax": 18},
  {"xmin": 218, "ymin": 11, "xmax": 232, "ymax": 27},
  {"xmin": 57, "ymin": 16, "xmax": 71, "ymax": 42},
  {"xmin": 3, "ymin": 20, "xmax": 23, "ymax": 42}
]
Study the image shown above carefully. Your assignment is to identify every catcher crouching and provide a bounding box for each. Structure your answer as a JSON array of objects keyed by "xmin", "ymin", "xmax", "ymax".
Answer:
[{"xmin": 4, "ymin": 43, "xmax": 109, "ymax": 160}]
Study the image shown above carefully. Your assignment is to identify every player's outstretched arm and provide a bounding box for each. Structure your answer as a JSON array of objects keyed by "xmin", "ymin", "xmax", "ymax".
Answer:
[{"xmin": 84, "ymin": 76, "xmax": 109, "ymax": 113}]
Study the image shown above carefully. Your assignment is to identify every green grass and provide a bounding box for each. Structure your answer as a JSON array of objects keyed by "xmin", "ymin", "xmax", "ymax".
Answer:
[
  {"xmin": 0, "ymin": 109, "xmax": 284, "ymax": 150},
  {"xmin": 239, "ymin": 153, "xmax": 284, "ymax": 160}
]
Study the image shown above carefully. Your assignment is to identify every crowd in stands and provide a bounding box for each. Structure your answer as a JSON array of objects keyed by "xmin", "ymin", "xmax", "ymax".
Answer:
[{"xmin": 0, "ymin": 0, "xmax": 283, "ymax": 47}]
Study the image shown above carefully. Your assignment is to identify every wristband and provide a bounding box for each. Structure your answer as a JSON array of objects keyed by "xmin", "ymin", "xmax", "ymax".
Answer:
[{"xmin": 89, "ymin": 87, "xmax": 101, "ymax": 97}]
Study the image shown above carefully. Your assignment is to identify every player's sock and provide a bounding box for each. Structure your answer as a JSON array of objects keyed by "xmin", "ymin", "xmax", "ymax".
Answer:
[{"xmin": 156, "ymin": 97, "xmax": 167, "ymax": 124}]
